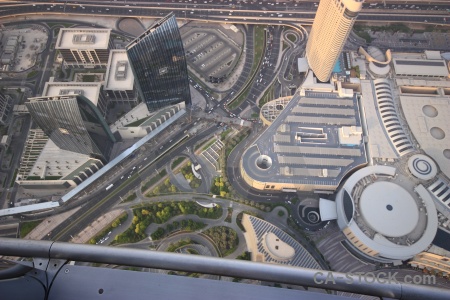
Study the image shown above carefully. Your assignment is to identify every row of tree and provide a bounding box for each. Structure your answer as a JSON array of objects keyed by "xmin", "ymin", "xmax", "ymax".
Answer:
[
  {"xmin": 114, "ymin": 201, "xmax": 222, "ymax": 244},
  {"xmin": 204, "ymin": 226, "xmax": 239, "ymax": 256},
  {"xmin": 152, "ymin": 219, "xmax": 206, "ymax": 240}
]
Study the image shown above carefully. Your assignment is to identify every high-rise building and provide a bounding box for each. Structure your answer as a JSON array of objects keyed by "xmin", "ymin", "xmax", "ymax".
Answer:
[
  {"xmin": 55, "ymin": 28, "xmax": 112, "ymax": 68},
  {"xmin": 26, "ymin": 95, "xmax": 116, "ymax": 162},
  {"xmin": 306, "ymin": 0, "xmax": 364, "ymax": 82},
  {"xmin": 126, "ymin": 13, "xmax": 191, "ymax": 111}
]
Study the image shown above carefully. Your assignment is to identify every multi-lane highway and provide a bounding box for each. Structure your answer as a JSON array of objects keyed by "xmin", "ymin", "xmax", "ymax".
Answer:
[{"xmin": 0, "ymin": 1, "xmax": 448, "ymax": 25}]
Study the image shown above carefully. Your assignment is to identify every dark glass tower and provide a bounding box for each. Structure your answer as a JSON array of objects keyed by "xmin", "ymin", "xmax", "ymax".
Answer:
[
  {"xmin": 26, "ymin": 95, "xmax": 116, "ymax": 162},
  {"xmin": 126, "ymin": 13, "xmax": 191, "ymax": 111}
]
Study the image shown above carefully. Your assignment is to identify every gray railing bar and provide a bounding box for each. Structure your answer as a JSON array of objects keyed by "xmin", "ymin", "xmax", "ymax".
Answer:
[{"xmin": 0, "ymin": 238, "xmax": 449, "ymax": 300}]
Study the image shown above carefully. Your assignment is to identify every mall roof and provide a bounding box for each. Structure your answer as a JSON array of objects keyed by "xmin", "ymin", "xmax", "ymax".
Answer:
[
  {"xmin": 400, "ymin": 95, "xmax": 450, "ymax": 178},
  {"xmin": 392, "ymin": 58, "xmax": 449, "ymax": 77},
  {"xmin": 104, "ymin": 50, "xmax": 134, "ymax": 91},
  {"xmin": 55, "ymin": 28, "xmax": 111, "ymax": 50},
  {"xmin": 42, "ymin": 82, "xmax": 102, "ymax": 106},
  {"xmin": 335, "ymin": 166, "xmax": 438, "ymax": 260},
  {"xmin": 242, "ymin": 89, "xmax": 367, "ymax": 189}
]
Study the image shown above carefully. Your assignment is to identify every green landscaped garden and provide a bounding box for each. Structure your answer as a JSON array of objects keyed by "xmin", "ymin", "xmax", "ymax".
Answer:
[
  {"xmin": 152, "ymin": 219, "xmax": 206, "ymax": 240},
  {"xmin": 122, "ymin": 193, "xmax": 137, "ymax": 203},
  {"xmin": 140, "ymin": 169, "xmax": 167, "ymax": 193},
  {"xmin": 210, "ymin": 176, "xmax": 230, "ymax": 198},
  {"xmin": 148, "ymin": 178, "xmax": 178, "ymax": 196},
  {"xmin": 180, "ymin": 161, "xmax": 202, "ymax": 189},
  {"xmin": 171, "ymin": 156, "xmax": 186, "ymax": 169},
  {"xmin": 114, "ymin": 201, "xmax": 222, "ymax": 244},
  {"xmin": 203, "ymin": 226, "xmax": 238, "ymax": 257},
  {"xmin": 20, "ymin": 220, "xmax": 43, "ymax": 238}
]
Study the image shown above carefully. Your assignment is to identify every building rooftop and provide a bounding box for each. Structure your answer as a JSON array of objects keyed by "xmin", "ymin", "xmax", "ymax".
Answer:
[
  {"xmin": 55, "ymin": 28, "xmax": 111, "ymax": 50},
  {"xmin": 42, "ymin": 82, "xmax": 102, "ymax": 106},
  {"xmin": 28, "ymin": 139, "xmax": 98, "ymax": 179},
  {"xmin": 330, "ymin": 166, "xmax": 438, "ymax": 261},
  {"xmin": 400, "ymin": 95, "xmax": 450, "ymax": 178},
  {"xmin": 392, "ymin": 58, "xmax": 449, "ymax": 77},
  {"xmin": 242, "ymin": 214, "xmax": 321, "ymax": 268},
  {"xmin": 359, "ymin": 181, "xmax": 419, "ymax": 238},
  {"xmin": 242, "ymin": 88, "xmax": 367, "ymax": 190},
  {"xmin": 104, "ymin": 50, "xmax": 134, "ymax": 91}
]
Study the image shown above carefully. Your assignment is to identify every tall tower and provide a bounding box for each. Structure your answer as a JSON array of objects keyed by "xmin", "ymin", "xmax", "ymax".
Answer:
[
  {"xmin": 26, "ymin": 95, "xmax": 116, "ymax": 162},
  {"xmin": 306, "ymin": 0, "xmax": 364, "ymax": 82},
  {"xmin": 126, "ymin": 13, "xmax": 191, "ymax": 111}
]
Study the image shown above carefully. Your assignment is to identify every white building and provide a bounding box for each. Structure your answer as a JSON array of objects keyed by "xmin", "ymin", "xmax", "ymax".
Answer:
[
  {"xmin": 104, "ymin": 50, "xmax": 139, "ymax": 105},
  {"xmin": 55, "ymin": 28, "xmax": 112, "ymax": 68}
]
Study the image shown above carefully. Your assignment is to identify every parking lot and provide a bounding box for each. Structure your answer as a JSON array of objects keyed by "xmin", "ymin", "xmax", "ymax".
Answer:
[{"xmin": 180, "ymin": 23, "xmax": 243, "ymax": 82}]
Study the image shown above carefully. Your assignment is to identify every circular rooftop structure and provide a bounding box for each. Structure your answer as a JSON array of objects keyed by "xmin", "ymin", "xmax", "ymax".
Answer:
[
  {"xmin": 263, "ymin": 232, "xmax": 295, "ymax": 261},
  {"xmin": 333, "ymin": 166, "xmax": 438, "ymax": 262},
  {"xmin": 368, "ymin": 61, "xmax": 391, "ymax": 77},
  {"xmin": 360, "ymin": 182, "xmax": 419, "ymax": 238},
  {"xmin": 408, "ymin": 154, "xmax": 438, "ymax": 181},
  {"xmin": 256, "ymin": 155, "xmax": 272, "ymax": 170}
]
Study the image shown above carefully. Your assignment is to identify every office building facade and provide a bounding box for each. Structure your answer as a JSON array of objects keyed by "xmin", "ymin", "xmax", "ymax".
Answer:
[
  {"xmin": 126, "ymin": 13, "xmax": 191, "ymax": 111},
  {"xmin": 26, "ymin": 95, "xmax": 116, "ymax": 161},
  {"xmin": 0, "ymin": 92, "xmax": 12, "ymax": 125},
  {"xmin": 306, "ymin": 0, "xmax": 364, "ymax": 82}
]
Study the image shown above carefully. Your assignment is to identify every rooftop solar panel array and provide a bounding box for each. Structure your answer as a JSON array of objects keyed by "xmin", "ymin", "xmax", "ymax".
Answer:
[
  {"xmin": 278, "ymin": 156, "xmax": 354, "ymax": 167},
  {"xmin": 274, "ymin": 145, "xmax": 361, "ymax": 156},
  {"xmin": 246, "ymin": 215, "xmax": 321, "ymax": 269},
  {"xmin": 299, "ymin": 98, "xmax": 354, "ymax": 107},
  {"xmin": 292, "ymin": 106, "xmax": 355, "ymax": 116},
  {"xmin": 285, "ymin": 115, "xmax": 356, "ymax": 125},
  {"xmin": 395, "ymin": 60, "xmax": 445, "ymax": 67}
]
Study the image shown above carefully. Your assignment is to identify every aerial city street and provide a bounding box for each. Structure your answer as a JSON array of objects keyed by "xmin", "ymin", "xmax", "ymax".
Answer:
[{"xmin": 0, "ymin": 0, "xmax": 450, "ymax": 297}]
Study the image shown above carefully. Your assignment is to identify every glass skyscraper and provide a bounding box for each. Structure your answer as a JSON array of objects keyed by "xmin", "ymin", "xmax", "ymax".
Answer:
[
  {"xmin": 126, "ymin": 13, "xmax": 192, "ymax": 111},
  {"xmin": 26, "ymin": 95, "xmax": 117, "ymax": 162}
]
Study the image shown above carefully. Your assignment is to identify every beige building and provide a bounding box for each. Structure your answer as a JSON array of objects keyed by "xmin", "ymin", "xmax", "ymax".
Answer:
[
  {"xmin": 409, "ymin": 252, "xmax": 450, "ymax": 278},
  {"xmin": 306, "ymin": 0, "xmax": 363, "ymax": 82},
  {"xmin": 55, "ymin": 28, "xmax": 112, "ymax": 68}
]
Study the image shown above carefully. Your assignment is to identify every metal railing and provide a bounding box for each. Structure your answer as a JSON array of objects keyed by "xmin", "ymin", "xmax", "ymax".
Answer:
[{"xmin": 0, "ymin": 238, "xmax": 449, "ymax": 300}]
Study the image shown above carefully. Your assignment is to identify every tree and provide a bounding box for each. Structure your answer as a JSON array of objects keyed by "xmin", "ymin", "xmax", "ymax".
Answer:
[{"xmin": 153, "ymin": 186, "xmax": 160, "ymax": 195}]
